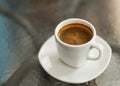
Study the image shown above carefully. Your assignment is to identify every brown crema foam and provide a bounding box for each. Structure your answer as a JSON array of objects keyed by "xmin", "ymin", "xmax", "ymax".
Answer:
[{"xmin": 58, "ymin": 23, "xmax": 93, "ymax": 45}]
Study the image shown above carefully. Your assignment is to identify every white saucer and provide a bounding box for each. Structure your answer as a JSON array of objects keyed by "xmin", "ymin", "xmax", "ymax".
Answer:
[{"xmin": 38, "ymin": 35, "xmax": 112, "ymax": 83}]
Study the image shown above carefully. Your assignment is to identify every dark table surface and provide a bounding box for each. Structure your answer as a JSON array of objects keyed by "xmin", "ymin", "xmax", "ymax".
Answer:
[{"xmin": 0, "ymin": 0, "xmax": 120, "ymax": 86}]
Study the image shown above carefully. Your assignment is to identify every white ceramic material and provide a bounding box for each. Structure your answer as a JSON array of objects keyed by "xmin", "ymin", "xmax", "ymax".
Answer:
[
  {"xmin": 38, "ymin": 35, "xmax": 112, "ymax": 83},
  {"xmin": 55, "ymin": 18, "xmax": 103, "ymax": 68}
]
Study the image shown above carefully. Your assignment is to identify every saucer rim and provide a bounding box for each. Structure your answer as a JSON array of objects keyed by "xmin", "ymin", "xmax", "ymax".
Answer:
[{"xmin": 38, "ymin": 35, "xmax": 112, "ymax": 83}]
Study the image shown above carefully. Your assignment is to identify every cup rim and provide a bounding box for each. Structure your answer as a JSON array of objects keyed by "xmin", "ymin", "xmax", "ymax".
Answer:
[{"xmin": 55, "ymin": 18, "xmax": 96, "ymax": 47}]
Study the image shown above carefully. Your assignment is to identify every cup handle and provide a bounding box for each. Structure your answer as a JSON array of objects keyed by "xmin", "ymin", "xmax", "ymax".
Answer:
[{"xmin": 87, "ymin": 42, "xmax": 104, "ymax": 60}]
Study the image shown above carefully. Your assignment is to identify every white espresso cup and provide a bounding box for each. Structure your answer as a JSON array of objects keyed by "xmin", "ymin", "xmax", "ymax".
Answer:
[{"xmin": 55, "ymin": 18, "xmax": 103, "ymax": 68}]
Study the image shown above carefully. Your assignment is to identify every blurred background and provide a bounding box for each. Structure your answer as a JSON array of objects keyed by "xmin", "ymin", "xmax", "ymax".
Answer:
[{"xmin": 0, "ymin": 0, "xmax": 120, "ymax": 86}]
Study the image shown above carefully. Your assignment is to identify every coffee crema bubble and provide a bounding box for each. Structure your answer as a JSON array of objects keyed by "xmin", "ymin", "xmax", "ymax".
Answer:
[{"xmin": 58, "ymin": 23, "xmax": 93, "ymax": 45}]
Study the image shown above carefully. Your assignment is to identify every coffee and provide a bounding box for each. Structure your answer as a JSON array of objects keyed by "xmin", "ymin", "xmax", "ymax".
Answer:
[{"xmin": 58, "ymin": 23, "xmax": 93, "ymax": 45}]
